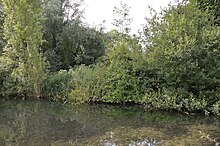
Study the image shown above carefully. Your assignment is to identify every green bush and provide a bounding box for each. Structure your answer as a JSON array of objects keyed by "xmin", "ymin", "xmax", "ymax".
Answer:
[
  {"xmin": 43, "ymin": 70, "xmax": 72, "ymax": 101},
  {"xmin": 91, "ymin": 40, "xmax": 148, "ymax": 103},
  {"xmin": 67, "ymin": 66, "xmax": 99, "ymax": 103},
  {"xmin": 142, "ymin": 88, "xmax": 208, "ymax": 112},
  {"xmin": 42, "ymin": 65, "xmax": 104, "ymax": 103},
  {"xmin": 143, "ymin": 0, "xmax": 220, "ymax": 114},
  {"xmin": 64, "ymin": 39, "xmax": 150, "ymax": 104},
  {"xmin": 211, "ymin": 101, "xmax": 220, "ymax": 115},
  {"xmin": 0, "ymin": 49, "xmax": 25, "ymax": 98}
]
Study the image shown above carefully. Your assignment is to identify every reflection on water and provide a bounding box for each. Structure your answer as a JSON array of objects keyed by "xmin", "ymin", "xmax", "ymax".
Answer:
[{"xmin": 0, "ymin": 100, "xmax": 219, "ymax": 146}]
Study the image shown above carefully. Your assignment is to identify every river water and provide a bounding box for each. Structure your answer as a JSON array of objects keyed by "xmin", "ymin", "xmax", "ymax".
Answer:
[{"xmin": 0, "ymin": 100, "xmax": 219, "ymax": 146}]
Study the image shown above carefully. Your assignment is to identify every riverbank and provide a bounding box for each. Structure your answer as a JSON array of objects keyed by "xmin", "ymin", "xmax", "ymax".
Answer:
[{"xmin": 1, "ymin": 0, "xmax": 220, "ymax": 116}]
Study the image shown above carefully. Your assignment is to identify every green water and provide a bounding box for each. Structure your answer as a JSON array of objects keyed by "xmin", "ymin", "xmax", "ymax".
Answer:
[{"xmin": 0, "ymin": 100, "xmax": 219, "ymax": 146}]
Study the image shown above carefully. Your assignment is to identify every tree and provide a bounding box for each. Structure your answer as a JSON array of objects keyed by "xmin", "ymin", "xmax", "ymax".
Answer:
[
  {"xmin": 42, "ymin": 0, "xmax": 83, "ymax": 71},
  {"xmin": 109, "ymin": 1, "xmax": 143, "ymax": 51},
  {"xmin": 2, "ymin": 0, "xmax": 46, "ymax": 98},
  {"xmin": 88, "ymin": 2, "xmax": 146, "ymax": 103},
  {"xmin": 112, "ymin": 1, "xmax": 133, "ymax": 35},
  {"xmin": 0, "ymin": 0, "xmax": 5, "ymax": 53},
  {"xmin": 143, "ymin": 0, "xmax": 220, "ymax": 112},
  {"xmin": 42, "ymin": 0, "xmax": 105, "ymax": 71},
  {"xmin": 42, "ymin": 0, "xmax": 84, "ymax": 51},
  {"xmin": 55, "ymin": 23, "xmax": 106, "ymax": 69}
]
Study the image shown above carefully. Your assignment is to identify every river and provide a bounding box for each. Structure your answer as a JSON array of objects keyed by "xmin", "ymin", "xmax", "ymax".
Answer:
[{"xmin": 0, "ymin": 100, "xmax": 219, "ymax": 146}]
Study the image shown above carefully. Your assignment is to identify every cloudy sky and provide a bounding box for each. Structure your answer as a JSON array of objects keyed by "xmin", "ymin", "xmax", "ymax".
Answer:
[{"xmin": 83, "ymin": 0, "xmax": 176, "ymax": 33}]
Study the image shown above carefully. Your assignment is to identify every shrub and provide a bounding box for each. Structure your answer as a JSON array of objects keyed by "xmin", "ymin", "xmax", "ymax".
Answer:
[
  {"xmin": 43, "ymin": 70, "xmax": 72, "ymax": 101},
  {"xmin": 67, "ymin": 66, "xmax": 99, "ymax": 103},
  {"xmin": 143, "ymin": 0, "xmax": 220, "ymax": 114},
  {"xmin": 64, "ymin": 39, "xmax": 150, "ymax": 104},
  {"xmin": 91, "ymin": 40, "xmax": 148, "ymax": 103}
]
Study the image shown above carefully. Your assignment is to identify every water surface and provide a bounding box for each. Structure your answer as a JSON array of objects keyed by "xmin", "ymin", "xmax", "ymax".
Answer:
[{"xmin": 0, "ymin": 100, "xmax": 219, "ymax": 146}]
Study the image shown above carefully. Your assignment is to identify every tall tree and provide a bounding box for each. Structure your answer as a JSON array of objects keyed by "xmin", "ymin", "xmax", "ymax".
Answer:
[
  {"xmin": 43, "ymin": 0, "xmax": 84, "ymax": 51},
  {"xmin": 42, "ymin": 0, "xmax": 105, "ymax": 71},
  {"xmin": 56, "ymin": 24, "xmax": 106, "ymax": 69},
  {"xmin": 0, "ymin": 0, "xmax": 5, "ymax": 53},
  {"xmin": 42, "ymin": 0, "xmax": 84, "ymax": 70},
  {"xmin": 2, "ymin": 0, "xmax": 46, "ymax": 98},
  {"xmin": 109, "ymin": 2, "xmax": 141, "ymax": 52},
  {"xmin": 112, "ymin": 1, "xmax": 133, "ymax": 35}
]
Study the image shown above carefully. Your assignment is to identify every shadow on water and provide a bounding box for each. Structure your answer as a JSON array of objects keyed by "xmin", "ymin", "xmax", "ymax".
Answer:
[{"xmin": 0, "ymin": 100, "xmax": 219, "ymax": 146}]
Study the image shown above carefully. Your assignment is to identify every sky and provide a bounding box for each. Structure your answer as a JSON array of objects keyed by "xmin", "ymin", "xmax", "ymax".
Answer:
[{"xmin": 83, "ymin": 0, "xmax": 176, "ymax": 34}]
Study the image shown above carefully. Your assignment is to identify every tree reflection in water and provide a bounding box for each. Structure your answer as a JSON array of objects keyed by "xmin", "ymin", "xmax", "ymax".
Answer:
[{"xmin": 0, "ymin": 101, "xmax": 219, "ymax": 146}]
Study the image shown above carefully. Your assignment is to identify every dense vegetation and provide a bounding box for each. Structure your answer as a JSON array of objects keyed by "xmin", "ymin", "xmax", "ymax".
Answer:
[{"xmin": 0, "ymin": 0, "xmax": 220, "ymax": 115}]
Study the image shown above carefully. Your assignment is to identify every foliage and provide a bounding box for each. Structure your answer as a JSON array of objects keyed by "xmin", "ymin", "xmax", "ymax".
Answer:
[
  {"xmin": 0, "ymin": 0, "xmax": 220, "ymax": 115},
  {"xmin": 54, "ymin": 37, "xmax": 148, "ymax": 104},
  {"xmin": 43, "ymin": 70, "xmax": 72, "ymax": 102},
  {"xmin": 112, "ymin": 1, "xmax": 133, "ymax": 34},
  {"xmin": 67, "ymin": 39, "xmax": 148, "ymax": 104},
  {"xmin": 2, "ymin": 0, "xmax": 46, "ymax": 98},
  {"xmin": 42, "ymin": 0, "xmax": 83, "ymax": 71},
  {"xmin": 143, "ymin": 0, "xmax": 220, "ymax": 114},
  {"xmin": 42, "ymin": 0, "xmax": 105, "ymax": 71},
  {"xmin": 42, "ymin": 66, "xmax": 99, "ymax": 103},
  {"xmin": 67, "ymin": 66, "xmax": 98, "ymax": 103},
  {"xmin": 196, "ymin": 0, "xmax": 220, "ymax": 25},
  {"xmin": 56, "ymin": 24, "xmax": 105, "ymax": 69},
  {"xmin": 41, "ymin": 0, "xmax": 220, "ymax": 114},
  {"xmin": 97, "ymin": 41, "xmax": 145, "ymax": 103},
  {"xmin": 0, "ymin": 0, "xmax": 5, "ymax": 53},
  {"xmin": 0, "ymin": 53, "xmax": 14, "ymax": 97}
]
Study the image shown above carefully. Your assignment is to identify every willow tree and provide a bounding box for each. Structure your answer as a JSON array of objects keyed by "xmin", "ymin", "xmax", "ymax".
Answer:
[{"xmin": 2, "ymin": 0, "xmax": 46, "ymax": 98}]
